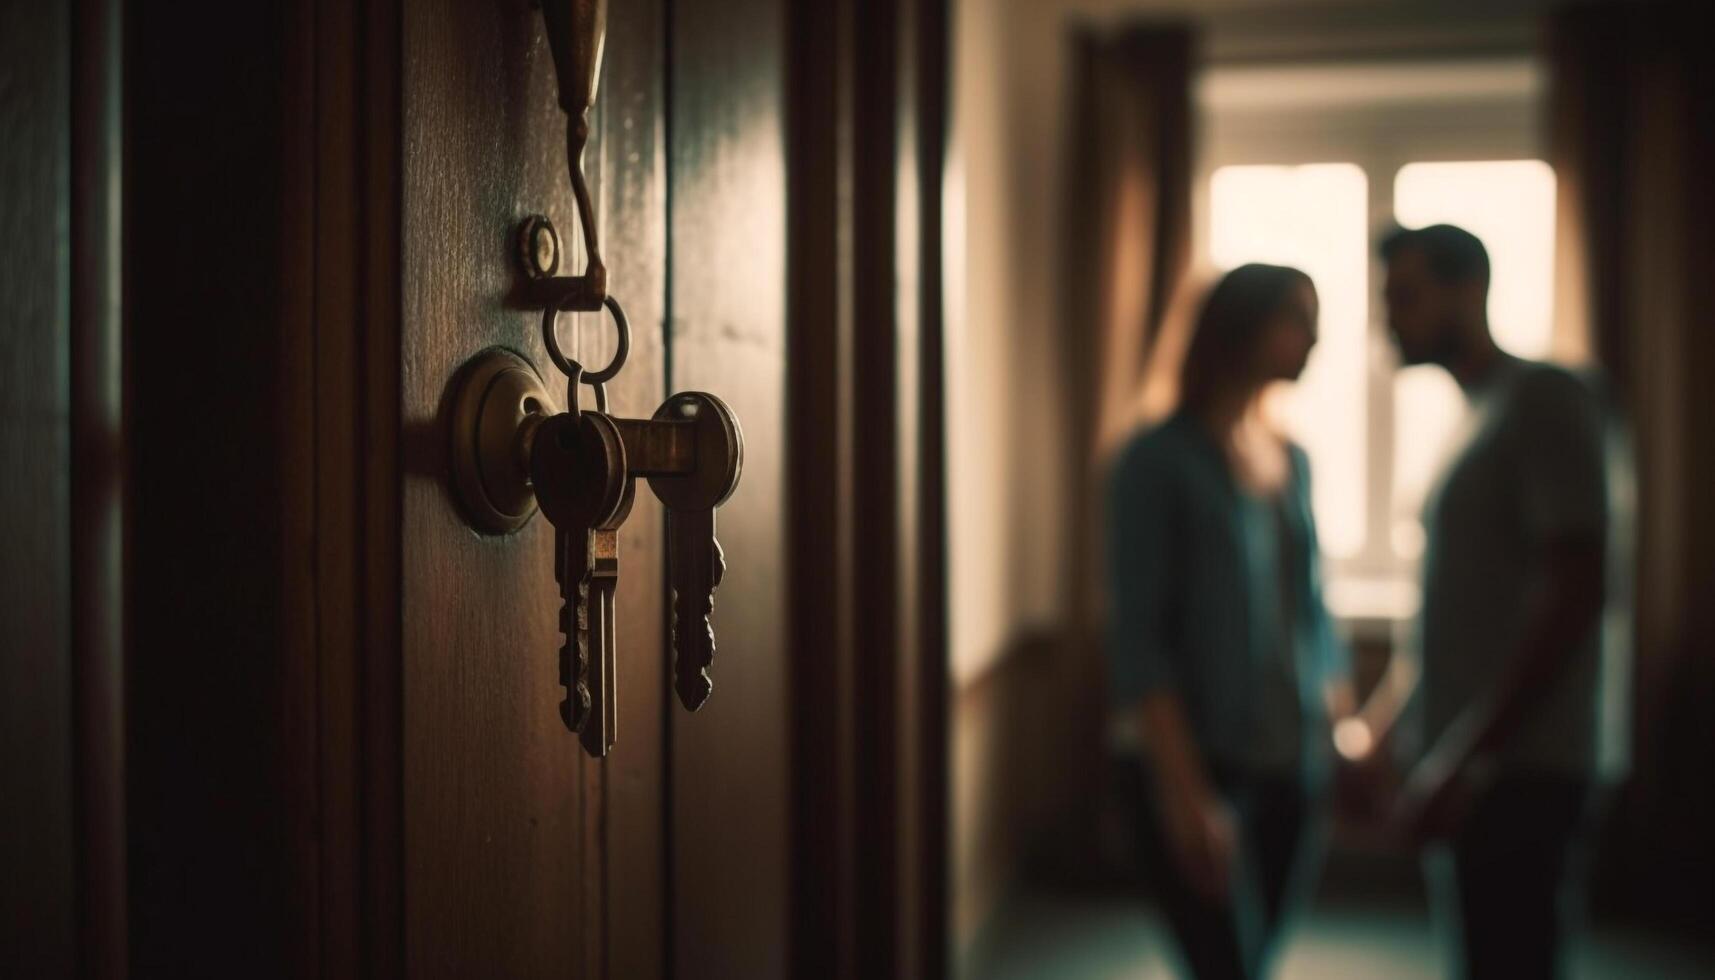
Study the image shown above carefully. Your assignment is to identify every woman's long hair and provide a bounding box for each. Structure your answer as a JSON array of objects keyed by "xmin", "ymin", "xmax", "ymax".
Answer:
[{"xmin": 1178, "ymin": 263, "xmax": 1313, "ymax": 414}]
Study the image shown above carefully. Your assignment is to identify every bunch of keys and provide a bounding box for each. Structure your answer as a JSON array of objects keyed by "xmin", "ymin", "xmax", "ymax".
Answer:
[
  {"xmin": 529, "ymin": 298, "xmax": 743, "ymax": 758},
  {"xmin": 517, "ymin": 0, "xmax": 741, "ymax": 758}
]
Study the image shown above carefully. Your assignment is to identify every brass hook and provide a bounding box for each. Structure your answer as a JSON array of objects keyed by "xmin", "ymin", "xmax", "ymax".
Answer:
[{"xmin": 537, "ymin": 0, "xmax": 609, "ymax": 311}]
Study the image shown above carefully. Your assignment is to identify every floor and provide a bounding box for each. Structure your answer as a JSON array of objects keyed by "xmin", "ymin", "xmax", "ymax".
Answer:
[{"xmin": 963, "ymin": 890, "xmax": 1715, "ymax": 980}]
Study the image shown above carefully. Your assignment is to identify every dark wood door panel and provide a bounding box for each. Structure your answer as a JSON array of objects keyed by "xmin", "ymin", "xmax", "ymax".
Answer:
[
  {"xmin": 400, "ymin": 1, "xmax": 665, "ymax": 975},
  {"xmin": 400, "ymin": 5, "xmax": 595, "ymax": 963},
  {"xmin": 596, "ymin": 0, "xmax": 671, "ymax": 977},
  {"xmin": 668, "ymin": 1, "xmax": 791, "ymax": 977}
]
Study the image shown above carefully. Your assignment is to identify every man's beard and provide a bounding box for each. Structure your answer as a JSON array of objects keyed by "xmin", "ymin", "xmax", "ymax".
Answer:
[{"xmin": 1400, "ymin": 320, "xmax": 1464, "ymax": 368}]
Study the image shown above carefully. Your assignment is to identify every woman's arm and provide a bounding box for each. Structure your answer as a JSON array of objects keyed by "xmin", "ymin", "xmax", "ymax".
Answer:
[
  {"xmin": 1107, "ymin": 442, "xmax": 1181, "ymax": 708},
  {"xmin": 1108, "ymin": 440, "xmax": 1234, "ymax": 898},
  {"xmin": 1349, "ymin": 647, "xmax": 1418, "ymax": 755},
  {"xmin": 1137, "ymin": 691, "xmax": 1236, "ymax": 899}
]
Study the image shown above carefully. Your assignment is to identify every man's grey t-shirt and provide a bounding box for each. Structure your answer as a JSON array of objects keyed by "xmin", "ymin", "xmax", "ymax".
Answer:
[{"xmin": 1417, "ymin": 355, "xmax": 1608, "ymax": 776}]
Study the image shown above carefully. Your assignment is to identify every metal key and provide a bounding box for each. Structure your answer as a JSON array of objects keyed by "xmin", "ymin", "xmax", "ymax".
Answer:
[
  {"xmin": 556, "ymin": 521, "xmax": 595, "ymax": 733},
  {"xmin": 531, "ymin": 409, "xmax": 628, "ymax": 738},
  {"xmin": 582, "ymin": 481, "xmax": 632, "ymax": 757},
  {"xmin": 645, "ymin": 393, "xmax": 743, "ymax": 711}
]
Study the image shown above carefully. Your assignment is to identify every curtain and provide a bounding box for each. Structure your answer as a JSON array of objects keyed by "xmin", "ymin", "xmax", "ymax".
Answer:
[
  {"xmin": 1057, "ymin": 22, "xmax": 1194, "ymax": 883},
  {"xmin": 1547, "ymin": 1, "xmax": 1715, "ymax": 927},
  {"xmin": 1065, "ymin": 24, "xmax": 1193, "ymax": 635},
  {"xmin": 1066, "ymin": 25, "xmax": 1194, "ymax": 463}
]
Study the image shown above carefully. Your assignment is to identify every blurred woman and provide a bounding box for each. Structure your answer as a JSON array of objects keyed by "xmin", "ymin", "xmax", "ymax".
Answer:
[{"xmin": 1106, "ymin": 263, "xmax": 1354, "ymax": 979}]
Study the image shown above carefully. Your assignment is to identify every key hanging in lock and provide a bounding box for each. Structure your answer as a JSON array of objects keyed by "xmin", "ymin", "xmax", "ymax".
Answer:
[
  {"xmin": 528, "ymin": 318, "xmax": 743, "ymax": 752},
  {"xmin": 645, "ymin": 393, "xmax": 742, "ymax": 711},
  {"xmin": 444, "ymin": 0, "xmax": 748, "ymax": 759},
  {"xmin": 531, "ymin": 297, "xmax": 632, "ymax": 756}
]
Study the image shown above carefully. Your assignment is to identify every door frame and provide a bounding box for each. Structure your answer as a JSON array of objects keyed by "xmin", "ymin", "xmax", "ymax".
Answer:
[
  {"xmin": 785, "ymin": 1, "xmax": 950, "ymax": 976},
  {"xmin": 124, "ymin": 0, "xmax": 404, "ymax": 973},
  {"xmin": 118, "ymin": 0, "xmax": 950, "ymax": 974}
]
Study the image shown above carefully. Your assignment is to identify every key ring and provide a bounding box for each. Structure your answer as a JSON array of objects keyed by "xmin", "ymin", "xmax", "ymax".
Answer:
[
  {"xmin": 543, "ymin": 293, "xmax": 630, "ymax": 386},
  {"xmin": 559, "ymin": 360, "xmax": 610, "ymax": 416},
  {"xmin": 576, "ymin": 374, "xmax": 610, "ymax": 415}
]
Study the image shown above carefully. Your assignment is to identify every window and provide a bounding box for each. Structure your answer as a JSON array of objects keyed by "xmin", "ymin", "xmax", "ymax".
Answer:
[
  {"xmin": 1208, "ymin": 163, "xmax": 1369, "ymax": 559},
  {"xmin": 1390, "ymin": 160, "xmax": 1557, "ymax": 556},
  {"xmin": 1197, "ymin": 57, "xmax": 1556, "ymax": 619},
  {"xmin": 1206, "ymin": 158, "xmax": 1557, "ymax": 615}
]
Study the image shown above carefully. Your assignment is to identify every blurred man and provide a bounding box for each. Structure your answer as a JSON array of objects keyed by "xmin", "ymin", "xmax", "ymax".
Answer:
[{"xmin": 1381, "ymin": 224, "xmax": 1610, "ymax": 980}]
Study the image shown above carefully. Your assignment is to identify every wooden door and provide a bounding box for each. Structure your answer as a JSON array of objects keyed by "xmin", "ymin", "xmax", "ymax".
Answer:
[
  {"xmin": 399, "ymin": 0, "xmax": 787, "ymax": 976},
  {"xmin": 663, "ymin": 2, "xmax": 790, "ymax": 976},
  {"xmin": 117, "ymin": 0, "xmax": 942, "ymax": 976},
  {"xmin": 400, "ymin": 0, "xmax": 671, "ymax": 976}
]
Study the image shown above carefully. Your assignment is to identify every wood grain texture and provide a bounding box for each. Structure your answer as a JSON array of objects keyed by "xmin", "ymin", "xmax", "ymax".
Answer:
[
  {"xmin": 782, "ymin": 1, "xmax": 951, "ymax": 975},
  {"xmin": 400, "ymin": 0, "xmax": 664, "ymax": 975},
  {"xmin": 0, "ymin": 2, "xmax": 75, "ymax": 975},
  {"xmin": 668, "ymin": 0, "xmax": 792, "ymax": 976},
  {"xmin": 596, "ymin": 1, "xmax": 670, "ymax": 977},
  {"xmin": 402, "ymin": 2, "xmax": 589, "ymax": 973}
]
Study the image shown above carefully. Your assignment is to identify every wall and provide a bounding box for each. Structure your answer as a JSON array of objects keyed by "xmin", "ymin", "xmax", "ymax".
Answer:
[{"xmin": 946, "ymin": 0, "xmax": 1077, "ymax": 951}]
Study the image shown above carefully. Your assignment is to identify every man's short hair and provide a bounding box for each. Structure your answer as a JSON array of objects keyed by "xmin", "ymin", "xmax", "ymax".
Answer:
[{"xmin": 1380, "ymin": 223, "xmax": 1491, "ymax": 286}]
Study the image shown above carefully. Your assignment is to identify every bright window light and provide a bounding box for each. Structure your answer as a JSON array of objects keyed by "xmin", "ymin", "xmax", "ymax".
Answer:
[
  {"xmin": 1394, "ymin": 160, "xmax": 1557, "ymax": 359},
  {"xmin": 1209, "ymin": 163, "xmax": 1367, "ymax": 558},
  {"xmin": 1391, "ymin": 160, "xmax": 1557, "ymax": 549}
]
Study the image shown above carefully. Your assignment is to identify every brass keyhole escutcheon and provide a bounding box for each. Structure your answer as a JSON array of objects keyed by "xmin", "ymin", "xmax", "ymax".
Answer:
[{"xmin": 450, "ymin": 349, "xmax": 556, "ymax": 534}]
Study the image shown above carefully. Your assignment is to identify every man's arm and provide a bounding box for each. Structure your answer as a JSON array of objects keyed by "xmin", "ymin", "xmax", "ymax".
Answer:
[
  {"xmin": 1409, "ymin": 536, "xmax": 1603, "ymax": 785},
  {"xmin": 1403, "ymin": 368, "xmax": 1607, "ymax": 834}
]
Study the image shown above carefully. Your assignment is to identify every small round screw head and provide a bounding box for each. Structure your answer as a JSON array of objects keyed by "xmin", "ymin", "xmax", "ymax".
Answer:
[{"xmin": 517, "ymin": 214, "xmax": 561, "ymax": 279}]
